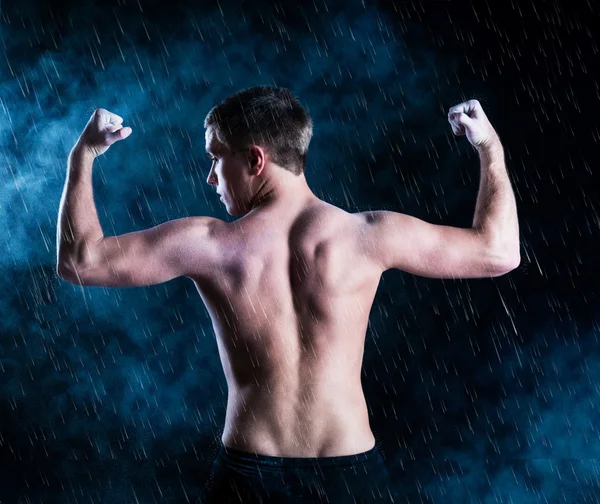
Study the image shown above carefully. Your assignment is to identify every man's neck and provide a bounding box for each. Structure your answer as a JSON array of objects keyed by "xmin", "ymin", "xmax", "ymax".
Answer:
[{"xmin": 250, "ymin": 174, "xmax": 314, "ymax": 212}]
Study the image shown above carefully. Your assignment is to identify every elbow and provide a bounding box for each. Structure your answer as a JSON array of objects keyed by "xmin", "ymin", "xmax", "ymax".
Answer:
[
  {"xmin": 57, "ymin": 252, "xmax": 74, "ymax": 280},
  {"xmin": 57, "ymin": 263, "xmax": 83, "ymax": 284},
  {"xmin": 484, "ymin": 237, "xmax": 521, "ymax": 276},
  {"xmin": 57, "ymin": 263, "xmax": 69, "ymax": 279},
  {"xmin": 57, "ymin": 264, "xmax": 73, "ymax": 282},
  {"xmin": 489, "ymin": 254, "xmax": 521, "ymax": 276}
]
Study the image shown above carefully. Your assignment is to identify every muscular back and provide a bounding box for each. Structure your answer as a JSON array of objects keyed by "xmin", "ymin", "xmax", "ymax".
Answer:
[{"xmin": 190, "ymin": 198, "xmax": 382, "ymax": 457}]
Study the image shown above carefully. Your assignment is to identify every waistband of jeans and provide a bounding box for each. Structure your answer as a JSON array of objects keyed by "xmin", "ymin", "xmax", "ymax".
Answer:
[{"xmin": 217, "ymin": 442, "xmax": 379, "ymax": 469}]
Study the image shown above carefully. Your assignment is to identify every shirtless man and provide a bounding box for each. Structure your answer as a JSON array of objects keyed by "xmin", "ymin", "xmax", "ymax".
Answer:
[{"xmin": 57, "ymin": 86, "xmax": 519, "ymax": 503}]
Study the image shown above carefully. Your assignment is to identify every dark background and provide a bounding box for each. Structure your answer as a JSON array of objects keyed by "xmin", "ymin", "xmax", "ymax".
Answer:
[{"xmin": 1, "ymin": 0, "xmax": 599, "ymax": 502}]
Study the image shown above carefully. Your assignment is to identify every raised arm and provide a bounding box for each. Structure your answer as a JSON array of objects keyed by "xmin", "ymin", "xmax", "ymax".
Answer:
[
  {"xmin": 56, "ymin": 108, "xmax": 222, "ymax": 287},
  {"xmin": 358, "ymin": 99, "xmax": 520, "ymax": 279}
]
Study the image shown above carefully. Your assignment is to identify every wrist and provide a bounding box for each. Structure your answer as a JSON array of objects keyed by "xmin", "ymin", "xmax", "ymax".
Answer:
[
  {"xmin": 71, "ymin": 142, "xmax": 97, "ymax": 162},
  {"xmin": 68, "ymin": 143, "xmax": 97, "ymax": 178},
  {"xmin": 475, "ymin": 134, "xmax": 502, "ymax": 155}
]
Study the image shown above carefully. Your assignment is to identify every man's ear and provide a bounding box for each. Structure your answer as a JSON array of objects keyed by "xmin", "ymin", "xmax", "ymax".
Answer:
[{"xmin": 248, "ymin": 145, "xmax": 266, "ymax": 175}]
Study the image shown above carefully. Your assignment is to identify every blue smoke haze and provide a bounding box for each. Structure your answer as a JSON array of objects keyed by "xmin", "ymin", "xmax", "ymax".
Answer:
[{"xmin": 1, "ymin": 0, "xmax": 599, "ymax": 502}]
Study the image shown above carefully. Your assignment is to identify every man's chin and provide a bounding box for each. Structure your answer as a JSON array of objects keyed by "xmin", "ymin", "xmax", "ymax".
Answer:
[
  {"xmin": 225, "ymin": 205, "xmax": 249, "ymax": 217},
  {"xmin": 222, "ymin": 198, "xmax": 250, "ymax": 217},
  {"xmin": 223, "ymin": 202, "xmax": 239, "ymax": 216}
]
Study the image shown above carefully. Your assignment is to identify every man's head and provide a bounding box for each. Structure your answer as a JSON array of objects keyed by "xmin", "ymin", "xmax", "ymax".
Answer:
[{"xmin": 204, "ymin": 86, "xmax": 313, "ymax": 216}]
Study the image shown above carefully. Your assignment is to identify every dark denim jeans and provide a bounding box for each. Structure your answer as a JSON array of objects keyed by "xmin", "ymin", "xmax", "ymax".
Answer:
[{"xmin": 195, "ymin": 442, "xmax": 399, "ymax": 503}]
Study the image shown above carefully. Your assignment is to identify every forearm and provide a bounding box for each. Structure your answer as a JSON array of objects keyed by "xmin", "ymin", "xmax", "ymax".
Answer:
[
  {"xmin": 472, "ymin": 137, "xmax": 520, "ymax": 264},
  {"xmin": 56, "ymin": 144, "xmax": 104, "ymax": 271}
]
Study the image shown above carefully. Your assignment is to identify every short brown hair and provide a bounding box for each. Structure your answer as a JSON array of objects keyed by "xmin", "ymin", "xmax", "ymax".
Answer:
[{"xmin": 204, "ymin": 86, "xmax": 313, "ymax": 175}]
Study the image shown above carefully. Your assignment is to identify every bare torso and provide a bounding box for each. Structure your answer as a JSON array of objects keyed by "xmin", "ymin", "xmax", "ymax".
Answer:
[{"xmin": 190, "ymin": 196, "xmax": 383, "ymax": 457}]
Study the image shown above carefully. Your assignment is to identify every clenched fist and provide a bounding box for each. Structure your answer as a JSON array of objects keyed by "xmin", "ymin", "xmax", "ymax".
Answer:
[
  {"xmin": 448, "ymin": 99, "xmax": 498, "ymax": 150},
  {"xmin": 75, "ymin": 108, "xmax": 133, "ymax": 158}
]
